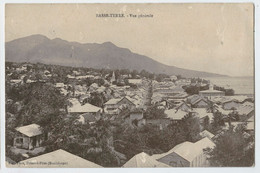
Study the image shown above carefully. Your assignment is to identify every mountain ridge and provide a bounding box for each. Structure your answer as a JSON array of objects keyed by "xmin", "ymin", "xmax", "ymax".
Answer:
[{"xmin": 6, "ymin": 34, "xmax": 227, "ymax": 78}]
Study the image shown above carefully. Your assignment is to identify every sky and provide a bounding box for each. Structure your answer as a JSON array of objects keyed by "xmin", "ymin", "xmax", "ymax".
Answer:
[{"xmin": 5, "ymin": 3, "xmax": 254, "ymax": 76}]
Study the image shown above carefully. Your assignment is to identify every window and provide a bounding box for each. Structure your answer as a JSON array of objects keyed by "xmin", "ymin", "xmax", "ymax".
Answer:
[{"xmin": 16, "ymin": 138, "xmax": 23, "ymax": 144}]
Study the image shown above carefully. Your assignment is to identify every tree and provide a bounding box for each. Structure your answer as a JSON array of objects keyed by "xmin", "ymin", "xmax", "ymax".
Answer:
[
  {"xmin": 45, "ymin": 118, "xmax": 119, "ymax": 167},
  {"xmin": 179, "ymin": 113, "xmax": 201, "ymax": 142},
  {"xmin": 144, "ymin": 105, "xmax": 166, "ymax": 119},
  {"xmin": 226, "ymin": 107, "xmax": 238, "ymax": 126},
  {"xmin": 206, "ymin": 101, "xmax": 217, "ymax": 113},
  {"xmin": 211, "ymin": 111, "xmax": 225, "ymax": 133},
  {"xmin": 205, "ymin": 125, "xmax": 254, "ymax": 167},
  {"xmin": 14, "ymin": 82, "xmax": 66, "ymax": 127},
  {"xmin": 88, "ymin": 92, "xmax": 106, "ymax": 107}
]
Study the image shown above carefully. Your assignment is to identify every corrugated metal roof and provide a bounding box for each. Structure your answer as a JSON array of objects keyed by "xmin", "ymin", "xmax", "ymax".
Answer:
[
  {"xmin": 200, "ymin": 130, "xmax": 215, "ymax": 139},
  {"xmin": 104, "ymin": 98, "xmax": 121, "ymax": 105},
  {"xmin": 15, "ymin": 124, "xmax": 42, "ymax": 137},
  {"xmin": 165, "ymin": 109, "xmax": 187, "ymax": 120},
  {"xmin": 122, "ymin": 152, "xmax": 169, "ymax": 167},
  {"xmin": 153, "ymin": 138, "xmax": 215, "ymax": 163},
  {"xmin": 68, "ymin": 103, "xmax": 101, "ymax": 113},
  {"xmin": 18, "ymin": 149, "xmax": 102, "ymax": 168}
]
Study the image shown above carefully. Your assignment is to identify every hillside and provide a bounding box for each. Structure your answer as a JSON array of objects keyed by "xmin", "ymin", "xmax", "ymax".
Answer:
[{"xmin": 6, "ymin": 35, "xmax": 226, "ymax": 77}]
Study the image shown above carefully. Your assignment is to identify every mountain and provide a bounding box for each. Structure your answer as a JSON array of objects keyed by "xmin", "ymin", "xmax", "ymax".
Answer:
[{"xmin": 6, "ymin": 34, "xmax": 226, "ymax": 77}]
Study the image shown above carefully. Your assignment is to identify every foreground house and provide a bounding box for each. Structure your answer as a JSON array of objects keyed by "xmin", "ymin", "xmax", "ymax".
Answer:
[
  {"xmin": 122, "ymin": 152, "xmax": 169, "ymax": 167},
  {"xmin": 152, "ymin": 137, "xmax": 215, "ymax": 167},
  {"xmin": 14, "ymin": 124, "xmax": 46, "ymax": 150},
  {"xmin": 17, "ymin": 149, "xmax": 102, "ymax": 168}
]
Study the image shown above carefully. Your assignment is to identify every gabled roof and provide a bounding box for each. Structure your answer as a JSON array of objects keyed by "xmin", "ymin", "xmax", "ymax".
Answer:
[
  {"xmin": 215, "ymin": 105, "xmax": 233, "ymax": 116},
  {"xmin": 175, "ymin": 102, "xmax": 191, "ymax": 111},
  {"xmin": 128, "ymin": 79, "xmax": 142, "ymax": 84},
  {"xmin": 222, "ymin": 99, "xmax": 239, "ymax": 104},
  {"xmin": 210, "ymin": 96, "xmax": 249, "ymax": 104},
  {"xmin": 191, "ymin": 98, "xmax": 209, "ymax": 106},
  {"xmin": 104, "ymin": 96, "xmax": 135, "ymax": 106},
  {"xmin": 18, "ymin": 149, "xmax": 102, "ymax": 168},
  {"xmin": 153, "ymin": 138, "xmax": 215, "ymax": 163},
  {"xmin": 236, "ymin": 104, "xmax": 254, "ymax": 115},
  {"xmin": 200, "ymin": 130, "xmax": 215, "ymax": 139},
  {"xmin": 192, "ymin": 108, "xmax": 214, "ymax": 121},
  {"xmin": 15, "ymin": 124, "xmax": 42, "ymax": 137},
  {"xmin": 165, "ymin": 109, "xmax": 187, "ymax": 120},
  {"xmin": 104, "ymin": 98, "xmax": 121, "ymax": 105},
  {"xmin": 152, "ymin": 141, "xmax": 194, "ymax": 161},
  {"xmin": 246, "ymin": 121, "xmax": 254, "ymax": 131},
  {"xmin": 68, "ymin": 103, "xmax": 101, "ymax": 113},
  {"xmin": 122, "ymin": 152, "xmax": 169, "ymax": 168},
  {"xmin": 188, "ymin": 95, "xmax": 205, "ymax": 105}
]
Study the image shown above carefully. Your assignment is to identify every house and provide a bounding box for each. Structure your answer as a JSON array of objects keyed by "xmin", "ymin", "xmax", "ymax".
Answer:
[
  {"xmin": 153, "ymin": 137, "xmax": 215, "ymax": 167},
  {"xmin": 171, "ymin": 92, "xmax": 188, "ymax": 100},
  {"xmin": 245, "ymin": 121, "xmax": 254, "ymax": 134},
  {"xmin": 18, "ymin": 149, "xmax": 102, "ymax": 168},
  {"xmin": 164, "ymin": 109, "xmax": 187, "ymax": 123},
  {"xmin": 10, "ymin": 79, "xmax": 22, "ymax": 85},
  {"xmin": 88, "ymin": 83, "xmax": 99, "ymax": 92},
  {"xmin": 128, "ymin": 79, "xmax": 142, "ymax": 85},
  {"xmin": 187, "ymin": 94, "xmax": 208, "ymax": 108},
  {"xmin": 68, "ymin": 103, "xmax": 102, "ymax": 124},
  {"xmin": 170, "ymin": 75, "xmax": 178, "ymax": 81},
  {"xmin": 122, "ymin": 152, "xmax": 169, "ymax": 167},
  {"xmin": 214, "ymin": 104, "xmax": 233, "ymax": 116},
  {"xmin": 175, "ymin": 102, "xmax": 192, "ymax": 112},
  {"xmin": 175, "ymin": 79, "xmax": 191, "ymax": 86},
  {"xmin": 222, "ymin": 99, "xmax": 240, "ymax": 110},
  {"xmin": 55, "ymin": 83, "xmax": 65, "ymax": 88},
  {"xmin": 14, "ymin": 124, "xmax": 46, "ymax": 150},
  {"xmin": 191, "ymin": 108, "xmax": 213, "ymax": 122},
  {"xmin": 236, "ymin": 104, "xmax": 254, "ymax": 121},
  {"xmin": 67, "ymin": 74, "xmax": 76, "ymax": 79},
  {"xmin": 125, "ymin": 109, "xmax": 145, "ymax": 127},
  {"xmin": 104, "ymin": 96, "xmax": 136, "ymax": 115},
  {"xmin": 76, "ymin": 75, "xmax": 95, "ymax": 80},
  {"xmin": 129, "ymin": 109, "xmax": 144, "ymax": 121},
  {"xmin": 199, "ymin": 85, "xmax": 225, "ymax": 98},
  {"xmin": 200, "ymin": 130, "xmax": 215, "ymax": 139},
  {"xmin": 191, "ymin": 98, "xmax": 210, "ymax": 108}
]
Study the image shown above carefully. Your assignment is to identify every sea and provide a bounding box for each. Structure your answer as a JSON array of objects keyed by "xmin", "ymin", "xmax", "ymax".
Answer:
[{"xmin": 202, "ymin": 76, "xmax": 254, "ymax": 96}]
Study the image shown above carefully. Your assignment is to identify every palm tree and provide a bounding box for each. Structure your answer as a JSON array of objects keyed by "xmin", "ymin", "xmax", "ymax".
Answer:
[
  {"xmin": 207, "ymin": 101, "xmax": 218, "ymax": 113},
  {"xmin": 226, "ymin": 107, "xmax": 238, "ymax": 127}
]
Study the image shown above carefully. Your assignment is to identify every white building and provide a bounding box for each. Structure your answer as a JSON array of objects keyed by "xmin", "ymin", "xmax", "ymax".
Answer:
[
  {"xmin": 152, "ymin": 137, "xmax": 215, "ymax": 167},
  {"xmin": 122, "ymin": 152, "xmax": 169, "ymax": 167},
  {"xmin": 18, "ymin": 149, "xmax": 102, "ymax": 168}
]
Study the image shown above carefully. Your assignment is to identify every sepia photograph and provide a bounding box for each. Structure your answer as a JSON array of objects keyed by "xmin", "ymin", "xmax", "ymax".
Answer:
[{"xmin": 4, "ymin": 3, "xmax": 254, "ymax": 168}]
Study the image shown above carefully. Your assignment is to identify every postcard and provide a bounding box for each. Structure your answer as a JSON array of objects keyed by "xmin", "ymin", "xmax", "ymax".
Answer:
[{"xmin": 5, "ymin": 3, "xmax": 254, "ymax": 168}]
